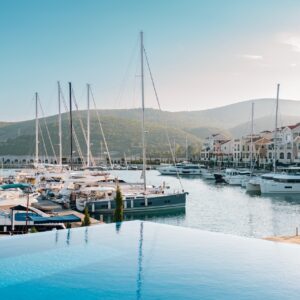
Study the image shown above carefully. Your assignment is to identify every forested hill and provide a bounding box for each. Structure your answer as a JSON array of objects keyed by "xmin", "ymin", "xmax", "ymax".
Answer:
[{"xmin": 0, "ymin": 98, "xmax": 299, "ymax": 157}]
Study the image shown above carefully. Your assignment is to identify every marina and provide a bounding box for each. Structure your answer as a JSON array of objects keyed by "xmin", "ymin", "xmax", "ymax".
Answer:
[
  {"xmin": 2, "ymin": 1, "xmax": 300, "ymax": 299},
  {"xmin": 1, "ymin": 166, "xmax": 299, "ymax": 238}
]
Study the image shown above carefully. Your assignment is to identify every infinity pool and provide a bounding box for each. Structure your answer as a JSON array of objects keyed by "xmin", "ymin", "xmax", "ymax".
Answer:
[{"xmin": 0, "ymin": 221, "xmax": 300, "ymax": 299}]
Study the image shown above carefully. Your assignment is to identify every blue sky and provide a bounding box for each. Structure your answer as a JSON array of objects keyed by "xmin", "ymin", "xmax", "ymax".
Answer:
[{"xmin": 1, "ymin": 0, "xmax": 300, "ymax": 121}]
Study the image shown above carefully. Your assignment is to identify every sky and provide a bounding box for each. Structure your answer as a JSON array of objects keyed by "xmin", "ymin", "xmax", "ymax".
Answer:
[{"xmin": 1, "ymin": 0, "xmax": 300, "ymax": 121}]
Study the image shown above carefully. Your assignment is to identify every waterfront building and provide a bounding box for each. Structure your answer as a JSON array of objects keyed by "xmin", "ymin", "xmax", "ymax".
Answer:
[{"xmin": 200, "ymin": 122, "xmax": 300, "ymax": 166}]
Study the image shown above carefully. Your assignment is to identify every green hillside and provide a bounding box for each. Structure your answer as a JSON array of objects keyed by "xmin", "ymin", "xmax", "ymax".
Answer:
[
  {"xmin": 1, "ymin": 98, "xmax": 300, "ymax": 158},
  {"xmin": 0, "ymin": 110, "xmax": 202, "ymax": 158}
]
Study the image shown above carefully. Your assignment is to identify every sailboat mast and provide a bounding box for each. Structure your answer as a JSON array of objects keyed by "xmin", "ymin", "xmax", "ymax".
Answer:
[
  {"xmin": 69, "ymin": 82, "xmax": 73, "ymax": 170},
  {"xmin": 58, "ymin": 81, "xmax": 62, "ymax": 166},
  {"xmin": 35, "ymin": 92, "xmax": 39, "ymax": 164},
  {"xmin": 273, "ymin": 83, "xmax": 280, "ymax": 173},
  {"xmin": 185, "ymin": 135, "xmax": 188, "ymax": 161},
  {"xmin": 250, "ymin": 102, "xmax": 254, "ymax": 171},
  {"xmin": 140, "ymin": 31, "xmax": 147, "ymax": 191},
  {"xmin": 87, "ymin": 83, "xmax": 90, "ymax": 167}
]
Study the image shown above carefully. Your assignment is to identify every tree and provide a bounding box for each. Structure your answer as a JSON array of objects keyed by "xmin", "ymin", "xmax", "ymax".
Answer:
[
  {"xmin": 29, "ymin": 226, "xmax": 38, "ymax": 233},
  {"xmin": 81, "ymin": 207, "xmax": 91, "ymax": 227},
  {"xmin": 114, "ymin": 185, "xmax": 123, "ymax": 222}
]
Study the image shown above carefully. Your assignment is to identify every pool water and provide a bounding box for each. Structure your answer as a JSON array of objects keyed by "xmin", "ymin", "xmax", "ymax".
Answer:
[{"xmin": 1, "ymin": 221, "xmax": 300, "ymax": 299}]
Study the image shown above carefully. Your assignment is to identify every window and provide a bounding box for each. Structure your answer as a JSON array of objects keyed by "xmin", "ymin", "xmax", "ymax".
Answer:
[
  {"xmin": 287, "ymin": 153, "xmax": 292, "ymax": 159},
  {"xmin": 280, "ymin": 152, "xmax": 284, "ymax": 159},
  {"xmin": 269, "ymin": 152, "xmax": 272, "ymax": 159}
]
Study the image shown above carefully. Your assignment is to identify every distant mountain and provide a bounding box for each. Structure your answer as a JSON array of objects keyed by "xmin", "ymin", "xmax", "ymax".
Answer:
[
  {"xmin": 173, "ymin": 98, "xmax": 300, "ymax": 129},
  {"xmin": 0, "ymin": 98, "xmax": 299, "ymax": 156},
  {"xmin": 229, "ymin": 115, "xmax": 300, "ymax": 137}
]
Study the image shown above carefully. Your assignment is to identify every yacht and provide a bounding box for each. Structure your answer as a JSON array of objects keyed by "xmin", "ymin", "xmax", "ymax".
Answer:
[
  {"xmin": 201, "ymin": 168, "xmax": 216, "ymax": 180},
  {"xmin": 76, "ymin": 32, "xmax": 187, "ymax": 214},
  {"xmin": 158, "ymin": 163, "xmax": 204, "ymax": 176},
  {"xmin": 246, "ymin": 173, "xmax": 274, "ymax": 193},
  {"xmin": 224, "ymin": 169, "xmax": 251, "ymax": 186},
  {"xmin": 75, "ymin": 184, "xmax": 186, "ymax": 214},
  {"xmin": 0, "ymin": 183, "xmax": 39, "ymax": 207},
  {"xmin": 260, "ymin": 167, "xmax": 300, "ymax": 194}
]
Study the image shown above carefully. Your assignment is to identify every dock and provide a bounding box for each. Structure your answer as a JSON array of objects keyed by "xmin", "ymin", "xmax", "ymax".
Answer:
[
  {"xmin": 31, "ymin": 200, "xmax": 102, "ymax": 227},
  {"xmin": 0, "ymin": 199, "xmax": 103, "ymax": 231},
  {"xmin": 55, "ymin": 209, "xmax": 101, "ymax": 227}
]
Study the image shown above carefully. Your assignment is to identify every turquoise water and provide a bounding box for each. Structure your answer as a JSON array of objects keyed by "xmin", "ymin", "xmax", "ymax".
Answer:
[
  {"xmin": 1, "ymin": 221, "xmax": 300, "ymax": 299},
  {"xmin": 109, "ymin": 170, "xmax": 300, "ymax": 238}
]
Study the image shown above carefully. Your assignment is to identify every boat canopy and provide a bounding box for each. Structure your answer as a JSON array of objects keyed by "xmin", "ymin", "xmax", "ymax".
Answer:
[{"xmin": 0, "ymin": 183, "xmax": 31, "ymax": 190}]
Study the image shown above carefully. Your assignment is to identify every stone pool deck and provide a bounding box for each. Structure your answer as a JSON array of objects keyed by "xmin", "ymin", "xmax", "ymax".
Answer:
[{"xmin": 264, "ymin": 235, "xmax": 300, "ymax": 245}]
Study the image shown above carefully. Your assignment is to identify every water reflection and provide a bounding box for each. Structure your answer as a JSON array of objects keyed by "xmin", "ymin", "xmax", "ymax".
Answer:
[
  {"xmin": 263, "ymin": 194, "xmax": 300, "ymax": 205},
  {"xmin": 66, "ymin": 229, "xmax": 71, "ymax": 246},
  {"xmin": 55, "ymin": 229, "xmax": 59, "ymax": 244},
  {"xmin": 85, "ymin": 227, "xmax": 89, "ymax": 244},
  {"xmin": 93, "ymin": 208, "xmax": 185, "ymax": 224},
  {"xmin": 115, "ymin": 222, "xmax": 122, "ymax": 233},
  {"xmin": 136, "ymin": 222, "xmax": 144, "ymax": 300}
]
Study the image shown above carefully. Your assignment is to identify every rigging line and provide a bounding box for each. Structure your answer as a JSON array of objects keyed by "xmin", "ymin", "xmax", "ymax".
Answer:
[
  {"xmin": 71, "ymin": 86, "xmax": 88, "ymax": 144},
  {"xmin": 114, "ymin": 36, "xmax": 139, "ymax": 109},
  {"xmin": 37, "ymin": 96, "xmax": 58, "ymax": 163},
  {"xmin": 38, "ymin": 122, "xmax": 49, "ymax": 161},
  {"xmin": 131, "ymin": 55, "xmax": 140, "ymax": 108},
  {"xmin": 90, "ymin": 86, "xmax": 113, "ymax": 169},
  {"xmin": 143, "ymin": 47, "xmax": 184, "ymax": 191},
  {"xmin": 71, "ymin": 86, "xmax": 93, "ymax": 166},
  {"xmin": 73, "ymin": 85, "xmax": 96, "ymax": 167},
  {"xmin": 60, "ymin": 88, "xmax": 85, "ymax": 165}
]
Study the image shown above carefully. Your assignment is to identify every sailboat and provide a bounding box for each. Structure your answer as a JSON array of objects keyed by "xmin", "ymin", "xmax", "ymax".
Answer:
[
  {"xmin": 78, "ymin": 32, "xmax": 187, "ymax": 214},
  {"xmin": 246, "ymin": 84, "xmax": 300, "ymax": 194}
]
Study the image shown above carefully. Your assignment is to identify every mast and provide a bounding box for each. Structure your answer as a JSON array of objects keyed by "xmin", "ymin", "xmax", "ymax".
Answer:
[
  {"xmin": 69, "ymin": 82, "xmax": 73, "ymax": 170},
  {"xmin": 174, "ymin": 138, "xmax": 176, "ymax": 163},
  {"xmin": 35, "ymin": 92, "xmax": 39, "ymax": 164},
  {"xmin": 250, "ymin": 102, "xmax": 254, "ymax": 172},
  {"xmin": 185, "ymin": 135, "xmax": 188, "ymax": 161},
  {"xmin": 58, "ymin": 81, "xmax": 62, "ymax": 166},
  {"xmin": 273, "ymin": 83, "xmax": 280, "ymax": 173},
  {"xmin": 140, "ymin": 31, "xmax": 146, "ymax": 191},
  {"xmin": 87, "ymin": 83, "xmax": 90, "ymax": 167},
  {"xmin": 124, "ymin": 152, "xmax": 128, "ymax": 170}
]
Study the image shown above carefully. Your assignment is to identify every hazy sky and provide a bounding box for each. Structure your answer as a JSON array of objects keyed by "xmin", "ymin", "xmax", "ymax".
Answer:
[{"xmin": 1, "ymin": 0, "xmax": 300, "ymax": 121}]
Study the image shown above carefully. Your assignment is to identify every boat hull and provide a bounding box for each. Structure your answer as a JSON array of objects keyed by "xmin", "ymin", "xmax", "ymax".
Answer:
[
  {"xmin": 246, "ymin": 182, "xmax": 261, "ymax": 192},
  {"xmin": 158, "ymin": 170, "xmax": 201, "ymax": 176},
  {"xmin": 260, "ymin": 181, "xmax": 300, "ymax": 194},
  {"xmin": 85, "ymin": 192, "xmax": 187, "ymax": 214}
]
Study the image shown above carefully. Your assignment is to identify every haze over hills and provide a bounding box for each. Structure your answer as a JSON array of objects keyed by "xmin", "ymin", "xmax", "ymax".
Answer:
[{"xmin": 0, "ymin": 98, "xmax": 299, "ymax": 157}]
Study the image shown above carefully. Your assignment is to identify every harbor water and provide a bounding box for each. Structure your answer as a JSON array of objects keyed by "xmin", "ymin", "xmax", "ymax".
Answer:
[{"xmin": 107, "ymin": 170, "xmax": 300, "ymax": 238}]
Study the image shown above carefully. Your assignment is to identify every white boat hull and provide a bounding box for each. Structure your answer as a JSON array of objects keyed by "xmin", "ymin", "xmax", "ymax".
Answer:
[
  {"xmin": 260, "ymin": 181, "xmax": 300, "ymax": 194},
  {"xmin": 224, "ymin": 176, "xmax": 248, "ymax": 186},
  {"xmin": 246, "ymin": 182, "xmax": 261, "ymax": 192}
]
